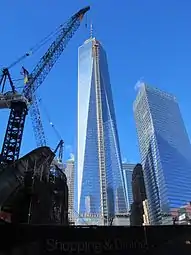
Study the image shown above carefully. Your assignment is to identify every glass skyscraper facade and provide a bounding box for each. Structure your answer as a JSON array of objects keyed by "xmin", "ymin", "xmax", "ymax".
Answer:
[
  {"xmin": 133, "ymin": 84, "xmax": 191, "ymax": 225},
  {"xmin": 65, "ymin": 156, "xmax": 75, "ymax": 224},
  {"xmin": 122, "ymin": 163, "xmax": 135, "ymax": 211},
  {"xmin": 77, "ymin": 38, "xmax": 127, "ymax": 225}
]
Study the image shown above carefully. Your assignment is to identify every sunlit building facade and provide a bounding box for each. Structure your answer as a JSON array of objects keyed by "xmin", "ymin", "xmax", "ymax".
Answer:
[
  {"xmin": 77, "ymin": 37, "xmax": 127, "ymax": 225},
  {"xmin": 133, "ymin": 84, "xmax": 191, "ymax": 225},
  {"xmin": 122, "ymin": 163, "xmax": 135, "ymax": 211},
  {"xmin": 65, "ymin": 156, "xmax": 75, "ymax": 224}
]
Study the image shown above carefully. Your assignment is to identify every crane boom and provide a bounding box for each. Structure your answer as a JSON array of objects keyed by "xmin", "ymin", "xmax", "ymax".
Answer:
[
  {"xmin": 23, "ymin": 6, "xmax": 90, "ymax": 100},
  {"xmin": 0, "ymin": 6, "xmax": 90, "ymax": 164},
  {"xmin": 30, "ymin": 94, "xmax": 47, "ymax": 147},
  {"xmin": 24, "ymin": 6, "xmax": 89, "ymax": 148},
  {"xmin": 54, "ymin": 139, "xmax": 64, "ymax": 162}
]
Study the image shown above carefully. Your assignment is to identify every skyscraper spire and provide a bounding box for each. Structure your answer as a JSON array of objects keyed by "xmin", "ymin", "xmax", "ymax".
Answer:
[{"xmin": 90, "ymin": 23, "xmax": 93, "ymax": 39}]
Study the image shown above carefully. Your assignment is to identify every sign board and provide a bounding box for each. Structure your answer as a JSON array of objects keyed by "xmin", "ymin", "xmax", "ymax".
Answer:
[
  {"xmin": 0, "ymin": 225, "xmax": 191, "ymax": 254},
  {"xmin": 79, "ymin": 213, "xmax": 100, "ymax": 218}
]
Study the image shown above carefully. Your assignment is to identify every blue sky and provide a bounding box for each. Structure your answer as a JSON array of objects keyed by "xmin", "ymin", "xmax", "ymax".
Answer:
[{"xmin": 1, "ymin": 0, "xmax": 191, "ymax": 163}]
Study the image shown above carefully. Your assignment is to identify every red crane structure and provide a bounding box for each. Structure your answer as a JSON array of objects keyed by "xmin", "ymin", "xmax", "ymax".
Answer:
[{"xmin": 0, "ymin": 6, "xmax": 90, "ymax": 165}]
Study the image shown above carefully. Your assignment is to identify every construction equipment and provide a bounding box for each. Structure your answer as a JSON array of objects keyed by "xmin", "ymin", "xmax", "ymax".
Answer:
[
  {"xmin": 0, "ymin": 6, "xmax": 90, "ymax": 165},
  {"xmin": 54, "ymin": 139, "xmax": 64, "ymax": 163}
]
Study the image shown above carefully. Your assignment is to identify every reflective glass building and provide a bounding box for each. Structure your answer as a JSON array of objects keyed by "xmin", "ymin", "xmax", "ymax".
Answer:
[
  {"xmin": 77, "ymin": 38, "xmax": 127, "ymax": 225},
  {"xmin": 133, "ymin": 84, "xmax": 191, "ymax": 225},
  {"xmin": 65, "ymin": 156, "xmax": 75, "ymax": 224},
  {"xmin": 122, "ymin": 163, "xmax": 135, "ymax": 211}
]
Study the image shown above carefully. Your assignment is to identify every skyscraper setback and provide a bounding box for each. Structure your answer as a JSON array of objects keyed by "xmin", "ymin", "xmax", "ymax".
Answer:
[
  {"xmin": 133, "ymin": 84, "xmax": 191, "ymax": 225},
  {"xmin": 77, "ymin": 37, "xmax": 127, "ymax": 225}
]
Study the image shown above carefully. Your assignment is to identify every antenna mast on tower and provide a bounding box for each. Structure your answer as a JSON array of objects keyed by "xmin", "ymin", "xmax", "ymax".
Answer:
[{"xmin": 90, "ymin": 23, "xmax": 93, "ymax": 39}]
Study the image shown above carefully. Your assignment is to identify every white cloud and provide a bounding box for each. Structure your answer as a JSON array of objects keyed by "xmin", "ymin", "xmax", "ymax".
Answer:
[
  {"xmin": 65, "ymin": 145, "xmax": 75, "ymax": 161},
  {"xmin": 134, "ymin": 77, "xmax": 145, "ymax": 91},
  {"xmin": 69, "ymin": 153, "xmax": 75, "ymax": 161},
  {"xmin": 65, "ymin": 144, "xmax": 72, "ymax": 152}
]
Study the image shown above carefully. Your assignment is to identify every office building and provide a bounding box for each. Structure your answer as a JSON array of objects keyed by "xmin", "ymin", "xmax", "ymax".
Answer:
[
  {"xmin": 112, "ymin": 214, "xmax": 130, "ymax": 226},
  {"xmin": 122, "ymin": 163, "xmax": 135, "ymax": 211},
  {"xmin": 143, "ymin": 200, "xmax": 150, "ymax": 225},
  {"xmin": 133, "ymin": 84, "xmax": 191, "ymax": 225},
  {"xmin": 130, "ymin": 164, "xmax": 147, "ymax": 226},
  {"xmin": 132, "ymin": 164, "xmax": 147, "ymax": 203},
  {"xmin": 65, "ymin": 155, "xmax": 75, "ymax": 224},
  {"xmin": 77, "ymin": 37, "xmax": 127, "ymax": 225},
  {"xmin": 172, "ymin": 202, "xmax": 191, "ymax": 225}
]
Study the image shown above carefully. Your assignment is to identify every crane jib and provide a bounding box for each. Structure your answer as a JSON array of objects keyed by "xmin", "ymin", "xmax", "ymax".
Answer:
[
  {"xmin": 0, "ymin": 6, "xmax": 90, "ymax": 164},
  {"xmin": 23, "ymin": 8, "xmax": 89, "ymax": 99}
]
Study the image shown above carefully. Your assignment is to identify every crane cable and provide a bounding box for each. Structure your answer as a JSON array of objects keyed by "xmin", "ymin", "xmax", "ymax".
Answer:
[
  {"xmin": 7, "ymin": 22, "xmax": 68, "ymax": 70},
  {"xmin": 38, "ymin": 98, "xmax": 62, "ymax": 141},
  {"xmin": 37, "ymin": 105, "xmax": 93, "ymax": 226},
  {"xmin": 38, "ymin": 102, "xmax": 90, "ymax": 226},
  {"xmin": 37, "ymin": 101, "xmax": 90, "ymax": 226},
  {"xmin": 0, "ymin": 20, "xmax": 69, "ymax": 90},
  {"xmin": 4, "ymin": 13, "xmax": 90, "ymax": 226}
]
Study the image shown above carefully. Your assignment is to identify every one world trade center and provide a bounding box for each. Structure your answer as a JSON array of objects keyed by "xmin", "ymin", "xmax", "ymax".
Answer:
[{"xmin": 77, "ymin": 37, "xmax": 127, "ymax": 225}]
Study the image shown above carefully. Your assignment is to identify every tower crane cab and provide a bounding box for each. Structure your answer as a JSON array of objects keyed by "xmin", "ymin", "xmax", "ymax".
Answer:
[{"xmin": 0, "ymin": 91, "xmax": 29, "ymax": 110}]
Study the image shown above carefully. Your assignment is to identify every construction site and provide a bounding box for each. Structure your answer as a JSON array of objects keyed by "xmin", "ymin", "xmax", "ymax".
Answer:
[
  {"xmin": 0, "ymin": 5, "xmax": 191, "ymax": 255},
  {"xmin": 0, "ymin": 6, "xmax": 90, "ymax": 226}
]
